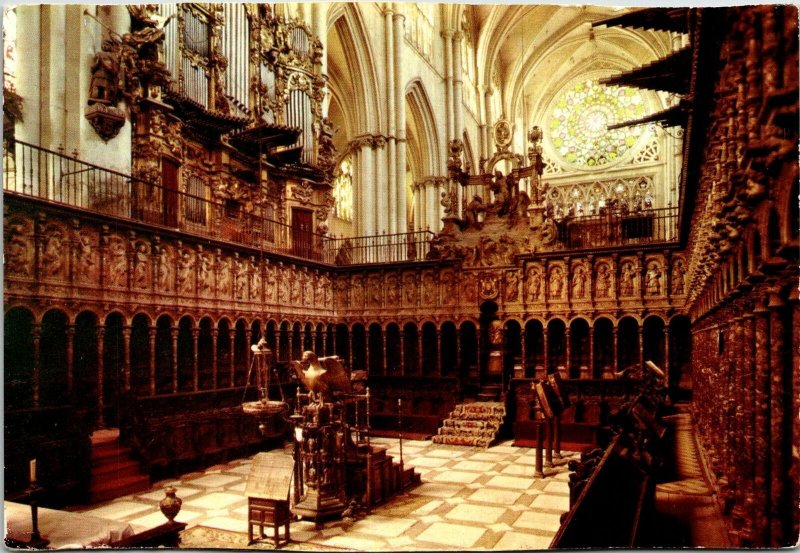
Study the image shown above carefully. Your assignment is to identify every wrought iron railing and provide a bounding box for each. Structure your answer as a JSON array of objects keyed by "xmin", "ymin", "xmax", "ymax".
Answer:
[
  {"xmin": 325, "ymin": 230, "xmax": 436, "ymax": 265},
  {"xmin": 550, "ymin": 206, "xmax": 679, "ymax": 250},
  {"xmin": 2, "ymin": 140, "xmax": 677, "ymax": 267},
  {"xmin": 3, "ymin": 139, "xmax": 334, "ymax": 263}
]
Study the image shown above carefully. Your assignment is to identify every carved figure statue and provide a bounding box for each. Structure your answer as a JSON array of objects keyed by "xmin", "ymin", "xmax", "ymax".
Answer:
[
  {"xmin": 549, "ymin": 267, "xmax": 564, "ymax": 299},
  {"xmin": 132, "ymin": 242, "xmax": 149, "ymax": 288},
  {"xmin": 440, "ymin": 185, "xmax": 458, "ymax": 217},
  {"xmin": 403, "ymin": 273, "xmax": 416, "ymax": 304},
  {"xmin": 250, "ymin": 262, "xmax": 262, "ymax": 299},
  {"xmin": 572, "ymin": 266, "xmax": 587, "ymax": 299},
  {"xmin": 235, "ymin": 260, "xmax": 248, "ymax": 299},
  {"xmin": 505, "ymin": 271, "xmax": 520, "ymax": 302},
  {"xmin": 88, "ymin": 39, "xmax": 124, "ymax": 106},
  {"xmin": 526, "ymin": 268, "xmax": 542, "ymax": 302},
  {"xmin": 489, "ymin": 319, "xmax": 504, "ymax": 347},
  {"xmin": 406, "ymin": 233, "xmax": 417, "ymax": 261},
  {"xmin": 671, "ymin": 259, "xmax": 686, "ymax": 295},
  {"xmin": 177, "ymin": 250, "xmax": 192, "ymax": 293},
  {"xmin": 620, "ymin": 262, "xmax": 635, "ymax": 296},
  {"xmin": 108, "ymin": 239, "xmax": 127, "ymax": 287},
  {"xmin": 335, "ymin": 238, "xmax": 353, "ymax": 265},
  {"xmin": 6, "ymin": 224, "xmax": 31, "ymax": 276},
  {"xmin": 198, "ymin": 254, "xmax": 212, "ymax": 294},
  {"xmin": 464, "ymin": 195, "xmax": 486, "ymax": 230},
  {"xmin": 386, "ymin": 275, "xmax": 398, "ymax": 306},
  {"xmin": 646, "ymin": 262, "xmax": 662, "ymax": 295},
  {"xmin": 596, "ymin": 264, "xmax": 611, "ymax": 298},
  {"xmin": 42, "ymin": 229, "xmax": 64, "ymax": 277},
  {"xmin": 490, "ymin": 171, "xmax": 509, "ymax": 215},
  {"xmin": 156, "ymin": 247, "xmax": 170, "ymax": 290},
  {"xmin": 423, "ymin": 272, "xmax": 437, "ymax": 304},
  {"xmin": 218, "ymin": 259, "xmax": 231, "ymax": 296},
  {"xmin": 77, "ymin": 233, "xmax": 96, "ymax": 279},
  {"xmin": 352, "ymin": 276, "xmax": 364, "ymax": 307}
]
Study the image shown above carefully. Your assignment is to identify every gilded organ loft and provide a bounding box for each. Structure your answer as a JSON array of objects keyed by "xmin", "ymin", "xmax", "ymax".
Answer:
[{"xmin": 2, "ymin": 3, "xmax": 798, "ymax": 550}]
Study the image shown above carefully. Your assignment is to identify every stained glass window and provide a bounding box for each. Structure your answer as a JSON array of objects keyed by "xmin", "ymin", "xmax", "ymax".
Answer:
[
  {"xmin": 549, "ymin": 79, "xmax": 648, "ymax": 168},
  {"xmin": 333, "ymin": 157, "xmax": 353, "ymax": 222}
]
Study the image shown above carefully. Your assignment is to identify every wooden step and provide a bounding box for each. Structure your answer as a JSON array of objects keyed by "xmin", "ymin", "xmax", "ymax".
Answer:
[
  {"xmin": 92, "ymin": 458, "xmax": 142, "ymax": 479},
  {"xmin": 90, "ymin": 473, "xmax": 150, "ymax": 504}
]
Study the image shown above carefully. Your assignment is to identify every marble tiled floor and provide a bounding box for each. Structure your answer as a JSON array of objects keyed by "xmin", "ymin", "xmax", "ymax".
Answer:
[{"xmin": 77, "ymin": 439, "xmax": 577, "ymax": 550}]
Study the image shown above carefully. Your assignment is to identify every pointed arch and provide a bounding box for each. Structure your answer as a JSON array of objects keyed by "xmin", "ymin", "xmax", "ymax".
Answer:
[{"xmin": 405, "ymin": 79, "xmax": 441, "ymax": 178}]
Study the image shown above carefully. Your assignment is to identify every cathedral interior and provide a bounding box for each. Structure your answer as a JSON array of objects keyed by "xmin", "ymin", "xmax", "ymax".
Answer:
[{"xmin": 2, "ymin": 3, "xmax": 798, "ymax": 550}]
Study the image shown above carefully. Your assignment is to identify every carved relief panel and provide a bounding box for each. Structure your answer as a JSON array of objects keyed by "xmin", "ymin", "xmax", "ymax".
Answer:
[
  {"xmin": 217, "ymin": 252, "xmax": 232, "ymax": 298},
  {"xmin": 385, "ymin": 273, "xmax": 400, "ymax": 308},
  {"xmin": 176, "ymin": 245, "xmax": 195, "ymax": 295},
  {"xmin": 463, "ymin": 273, "xmax": 478, "ymax": 304},
  {"xmin": 367, "ymin": 273, "xmax": 383, "ymax": 308},
  {"xmin": 234, "ymin": 254, "xmax": 249, "ymax": 301},
  {"xmin": 104, "ymin": 233, "xmax": 128, "ymax": 288},
  {"xmin": 5, "ymin": 217, "xmax": 34, "ymax": 279},
  {"xmin": 250, "ymin": 257, "xmax": 262, "ymax": 302},
  {"xmin": 440, "ymin": 269, "xmax": 457, "ymax": 306},
  {"xmin": 618, "ymin": 257, "xmax": 639, "ymax": 298},
  {"xmin": 197, "ymin": 248, "xmax": 215, "ymax": 296},
  {"xmin": 670, "ymin": 256, "xmax": 687, "ymax": 296},
  {"xmin": 547, "ymin": 263, "xmax": 566, "ymax": 301},
  {"xmin": 132, "ymin": 239, "xmax": 152, "ymax": 290},
  {"xmin": 41, "ymin": 223, "xmax": 69, "ymax": 281},
  {"xmin": 75, "ymin": 228, "xmax": 100, "ymax": 285},
  {"xmin": 422, "ymin": 271, "xmax": 438, "ymax": 305},
  {"xmin": 333, "ymin": 276, "xmax": 349, "ymax": 308},
  {"xmin": 402, "ymin": 271, "xmax": 417, "ymax": 306},
  {"xmin": 594, "ymin": 259, "xmax": 614, "ymax": 300},
  {"xmin": 504, "ymin": 270, "xmax": 521, "ymax": 303},
  {"xmin": 155, "ymin": 244, "xmax": 173, "ymax": 293},
  {"xmin": 570, "ymin": 261, "xmax": 589, "ymax": 301},
  {"xmin": 351, "ymin": 275, "xmax": 365, "ymax": 309},
  {"xmin": 644, "ymin": 256, "xmax": 664, "ymax": 297},
  {"xmin": 525, "ymin": 263, "xmax": 544, "ymax": 303}
]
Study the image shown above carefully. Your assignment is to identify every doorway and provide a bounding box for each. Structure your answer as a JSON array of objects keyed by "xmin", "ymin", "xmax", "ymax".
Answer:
[{"xmin": 292, "ymin": 207, "xmax": 313, "ymax": 258}]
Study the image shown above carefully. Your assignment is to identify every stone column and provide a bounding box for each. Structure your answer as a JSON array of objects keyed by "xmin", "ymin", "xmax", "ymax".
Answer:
[
  {"xmin": 564, "ymin": 328, "xmax": 571, "ymax": 376},
  {"xmin": 741, "ymin": 314, "xmax": 757, "ymax": 544},
  {"xmin": 348, "ymin": 331, "xmax": 354, "ymax": 371},
  {"xmin": 399, "ymin": 331, "xmax": 406, "ymax": 376},
  {"xmin": 393, "ymin": 6, "xmax": 407, "ymax": 233},
  {"xmin": 66, "ymin": 324, "xmax": 75, "ymax": 394},
  {"xmin": 435, "ymin": 329, "xmax": 442, "ymax": 375},
  {"xmin": 637, "ymin": 326, "xmax": 644, "ymax": 369},
  {"xmin": 455, "ymin": 331, "xmax": 462, "ymax": 373},
  {"xmin": 322, "ymin": 328, "xmax": 328, "ymax": 356},
  {"xmin": 229, "ymin": 330, "xmax": 236, "ymax": 387},
  {"xmin": 475, "ymin": 327, "xmax": 481, "ymax": 376},
  {"xmin": 171, "ymin": 327, "xmax": 179, "ymax": 393},
  {"xmin": 148, "ymin": 326, "xmax": 157, "ymax": 396},
  {"xmin": 122, "ymin": 325, "xmax": 131, "ymax": 391},
  {"xmin": 385, "ymin": 5, "xmax": 397, "ymax": 233},
  {"xmin": 453, "ymin": 32, "xmax": 464, "ymax": 148},
  {"xmin": 442, "ymin": 30, "xmax": 454, "ymax": 140},
  {"xmin": 382, "ymin": 330, "xmax": 388, "ymax": 375},
  {"xmin": 274, "ymin": 330, "xmax": 281, "ymax": 362},
  {"xmin": 612, "ymin": 327, "xmax": 619, "ymax": 375},
  {"xmin": 365, "ymin": 334, "xmax": 371, "ymax": 374},
  {"xmin": 520, "ymin": 330, "xmax": 527, "ymax": 376},
  {"xmin": 32, "ymin": 324, "xmax": 42, "ymax": 407},
  {"xmin": 589, "ymin": 326, "xmax": 595, "ymax": 379},
  {"xmin": 96, "ymin": 326, "xmax": 105, "ymax": 427},
  {"xmin": 192, "ymin": 326, "xmax": 200, "ymax": 391},
  {"xmin": 360, "ymin": 144, "xmax": 375, "ymax": 236},
  {"xmin": 417, "ymin": 329, "xmax": 424, "ymax": 374},
  {"xmin": 484, "ymin": 88, "xmax": 493, "ymax": 158},
  {"xmin": 211, "ymin": 329, "xmax": 219, "ymax": 390},
  {"xmin": 542, "ymin": 328, "xmax": 549, "ymax": 373}
]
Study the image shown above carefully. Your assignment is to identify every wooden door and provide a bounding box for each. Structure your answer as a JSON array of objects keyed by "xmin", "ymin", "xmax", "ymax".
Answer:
[
  {"xmin": 162, "ymin": 157, "xmax": 180, "ymax": 227},
  {"xmin": 292, "ymin": 208, "xmax": 313, "ymax": 258}
]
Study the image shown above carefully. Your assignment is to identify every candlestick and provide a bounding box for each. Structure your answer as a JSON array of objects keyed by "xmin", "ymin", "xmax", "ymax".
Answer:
[{"xmin": 29, "ymin": 459, "xmax": 36, "ymax": 483}]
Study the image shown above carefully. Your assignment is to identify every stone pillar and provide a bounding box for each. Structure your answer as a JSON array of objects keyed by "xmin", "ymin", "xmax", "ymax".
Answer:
[
  {"xmin": 211, "ymin": 329, "xmax": 218, "ymax": 389},
  {"xmin": 360, "ymin": 144, "xmax": 376, "ymax": 236},
  {"xmin": 229, "ymin": 330, "xmax": 236, "ymax": 387},
  {"xmin": 542, "ymin": 328, "xmax": 549, "ymax": 373},
  {"xmin": 32, "ymin": 324, "xmax": 42, "ymax": 407},
  {"xmin": 192, "ymin": 326, "xmax": 200, "ymax": 392},
  {"xmin": 612, "ymin": 327, "xmax": 619, "ymax": 375},
  {"xmin": 385, "ymin": 5, "xmax": 397, "ymax": 233},
  {"xmin": 475, "ymin": 327, "xmax": 481, "ymax": 376},
  {"xmin": 122, "ymin": 325, "xmax": 131, "ymax": 391},
  {"xmin": 638, "ymin": 326, "xmax": 644, "ymax": 369},
  {"xmin": 382, "ymin": 330, "xmax": 388, "ymax": 375},
  {"xmin": 399, "ymin": 331, "xmax": 406, "ymax": 376},
  {"xmin": 417, "ymin": 329, "xmax": 424, "ymax": 374},
  {"xmin": 96, "ymin": 326, "xmax": 105, "ymax": 427},
  {"xmin": 455, "ymin": 331, "xmax": 462, "ymax": 373},
  {"xmin": 322, "ymin": 328, "xmax": 328, "ymax": 356},
  {"xmin": 564, "ymin": 328, "xmax": 571, "ymax": 376},
  {"xmin": 274, "ymin": 330, "xmax": 281, "ymax": 362},
  {"xmin": 365, "ymin": 334, "xmax": 371, "ymax": 374},
  {"xmin": 589, "ymin": 326, "xmax": 595, "ymax": 379},
  {"xmin": 393, "ymin": 6, "xmax": 407, "ymax": 233},
  {"xmin": 520, "ymin": 330, "xmax": 527, "ymax": 376},
  {"xmin": 148, "ymin": 326, "xmax": 157, "ymax": 396},
  {"xmin": 484, "ymin": 88, "xmax": 493, "ymax": 158},
  {"xmin": 66, "ymin": 324, "xmax": 75, "ymax": 394},
  {"xmin": 171, "ymin": 327, "xmax": 179, "ymax": 393},
  {"xmin": 435, "ymin": 329, "xmax": 442, "ymax": 375},
  {"xmin": 741, "ymin": 314, "xmax": 757, "ymax": 544},
  {"xmin": 348, "ymin": 331, "xmax": 354, "ymax": 371},
  {"xmin": 442, "ymin": 30, "xmax": 454, "ymax": 140},
  {"xmin": 453, "ymin": 32, "xmax": 464, "ymax": 148}
]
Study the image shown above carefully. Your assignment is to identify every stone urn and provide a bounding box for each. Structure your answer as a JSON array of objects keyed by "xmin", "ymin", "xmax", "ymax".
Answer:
[{"xmin": 159, "ymin": 486, "xmax": 182, "ymax": 522}]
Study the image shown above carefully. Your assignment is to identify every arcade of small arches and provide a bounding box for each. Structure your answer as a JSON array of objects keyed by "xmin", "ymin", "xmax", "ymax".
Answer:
[{"xmin": 4, "ymin": 303, "xmax": 690, "ymax": 425}]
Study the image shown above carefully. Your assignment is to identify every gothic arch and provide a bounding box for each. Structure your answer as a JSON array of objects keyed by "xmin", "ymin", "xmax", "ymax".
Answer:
[{"xmin": 406, "ymin": 79, "xmax": 441, "ymax": 178}]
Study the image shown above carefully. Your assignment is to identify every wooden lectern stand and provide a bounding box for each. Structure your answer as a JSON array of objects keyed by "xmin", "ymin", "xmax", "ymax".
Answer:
[{"xmin": 245, "ymin": 453, "xmax": 295, "ymax": 547}]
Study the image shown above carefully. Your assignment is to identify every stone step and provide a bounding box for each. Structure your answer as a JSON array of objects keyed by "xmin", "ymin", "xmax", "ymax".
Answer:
[
  {"xmin": 90, "ymin": 473, "xmax": 151, "ymax": 504},
  {"xmin": 437, "ymin": 426, "xmax": 497, "ymax": 438},
  {"xmin": 432, "ymin": 435, "xmax": 494, "ymax": 448},
  {"xmin": 443, "ymin": 418, "xmax": 500, "ymax": 431}
]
